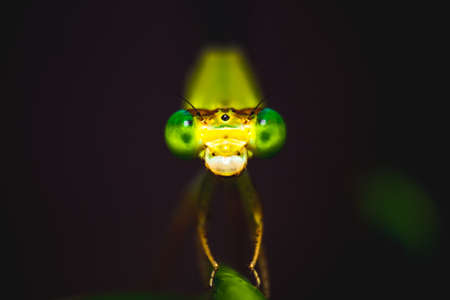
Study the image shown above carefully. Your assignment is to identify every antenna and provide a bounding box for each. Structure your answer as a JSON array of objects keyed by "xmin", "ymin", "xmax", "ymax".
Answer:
[
  {"xmin": 248, "ymin": 100, "xmax": 264, "ymax": 119},
  {"xmin": 181, "ymin": 96, "xmax": 204, "ymax": 121}
]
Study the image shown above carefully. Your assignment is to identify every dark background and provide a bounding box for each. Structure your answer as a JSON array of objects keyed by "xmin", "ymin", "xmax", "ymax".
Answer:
[{"xmin": 6, "ymin": 1, "xmax": 447, "ymax": 299}]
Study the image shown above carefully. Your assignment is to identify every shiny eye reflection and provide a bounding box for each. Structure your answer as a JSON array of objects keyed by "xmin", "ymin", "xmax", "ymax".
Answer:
[
  {"xmin": 221, "ymin": 114, "xmax": 230, "ymax": 121},
  {"xmin": 253, "ymin": 108, "xmax": 286, "ymax": 158},
  {"xmin": 165, "ymin": 110, "xmax": 199, "ymax": 159}
]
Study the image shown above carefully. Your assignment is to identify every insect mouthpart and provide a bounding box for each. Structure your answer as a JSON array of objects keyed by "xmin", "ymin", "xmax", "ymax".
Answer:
[{"xmin": 203, "ymin": 147, "xmax": 248, "ymax": 176}]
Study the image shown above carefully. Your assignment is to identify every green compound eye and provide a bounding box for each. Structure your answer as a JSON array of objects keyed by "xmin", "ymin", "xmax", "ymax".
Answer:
[
  {"xmin": 254, "ymin": 108, "xmax": 286, "ymax": 158},
  {"xmin": 165, "ymin": 110, "xmax": 199, "ymax": 159}
]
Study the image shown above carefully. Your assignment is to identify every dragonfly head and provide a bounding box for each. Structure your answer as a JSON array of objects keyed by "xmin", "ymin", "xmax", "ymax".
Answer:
[
  {"xmin": 165, "ymin": 107, "xmax": 286, "ymax": 177},
  {"xmin": 199, "ymin": 109, "xmax": 253, "ymax": 176}
]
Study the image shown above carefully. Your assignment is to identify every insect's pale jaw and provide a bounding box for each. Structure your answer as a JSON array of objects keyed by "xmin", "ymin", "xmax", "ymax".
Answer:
[{"xmin": 203, "ymin": 147, "xmax": 248, "ymax": 177}]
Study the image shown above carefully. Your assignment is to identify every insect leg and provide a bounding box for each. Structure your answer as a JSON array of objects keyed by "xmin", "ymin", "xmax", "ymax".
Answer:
[
  {"xmin": 195, "ymin": 233, "xmax": 211, "ymax": 286},
  {"xmin": 258, "ymin": 245, "xmax": 271, "ymax": 298},
  {"xmin": 236, "ymin": 171, "xmax": 264, "ymax": 288},
  {"xmin": 196, "ymin": 172, "xmax": 219, "ymax": 287}
]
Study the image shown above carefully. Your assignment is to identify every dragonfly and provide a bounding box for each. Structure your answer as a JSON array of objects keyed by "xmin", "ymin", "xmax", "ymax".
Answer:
[{"xmin": 164, "ymin": 47, "xmax": 286, "ymax": 297}]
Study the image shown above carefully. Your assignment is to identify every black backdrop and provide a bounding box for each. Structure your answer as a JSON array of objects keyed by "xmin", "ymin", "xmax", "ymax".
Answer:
[{"xmin": 6, "ymin": 1, "xmax": 447, "ymax": 299}]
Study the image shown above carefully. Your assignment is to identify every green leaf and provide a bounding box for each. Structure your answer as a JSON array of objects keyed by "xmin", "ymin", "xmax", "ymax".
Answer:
[{"xmin": 213, "ymin": 266, "xmax": 267, "ymax": 300}]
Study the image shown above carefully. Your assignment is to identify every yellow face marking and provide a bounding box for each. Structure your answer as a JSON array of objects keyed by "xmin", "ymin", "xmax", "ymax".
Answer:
[{"xmin": 195, "ymin": 109, "xmax": 256, "ymax": 176}]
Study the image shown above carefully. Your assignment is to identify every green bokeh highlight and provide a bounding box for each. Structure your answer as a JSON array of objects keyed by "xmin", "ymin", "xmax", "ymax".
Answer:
[
  {"xmin": 358, "ymin": 168, "xmax": 439, "ymax": 254},
  {"xmin": 165, "ymin": 110, "xmax": 199, "ymax": 159},
  {"xmin": 213, "ymin": 266, "xmax": 267, "ymax": 300},
  {"xmin": 253, "ymin": 108, "xmax": 286, "ymax": 158}
]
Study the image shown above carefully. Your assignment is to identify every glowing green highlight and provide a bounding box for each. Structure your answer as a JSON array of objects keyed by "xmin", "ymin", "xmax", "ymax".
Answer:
[
  {"xmin": 165, "ymin": 110, "xmax": 200, "ymax": 159},
  {"xmin": 252, "ymin": 108, "xmax": 286, "ymax": 158},
  {"xmin": 359, "ymin": 168, "xmax": 439, "ymax": 254}
]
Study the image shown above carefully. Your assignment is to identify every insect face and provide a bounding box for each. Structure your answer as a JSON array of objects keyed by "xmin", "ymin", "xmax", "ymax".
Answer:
[{"xmin": 165, "ymin": 107, "xmax": 286, "ymax": 175}]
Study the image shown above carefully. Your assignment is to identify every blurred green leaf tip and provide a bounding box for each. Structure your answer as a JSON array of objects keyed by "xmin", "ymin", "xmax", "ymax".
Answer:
[{"xmin": 212, "ymin": 266, "xmax": 267, "ymax": 300}]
